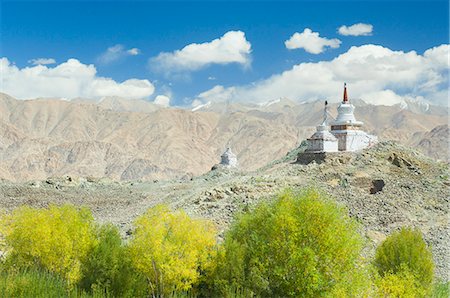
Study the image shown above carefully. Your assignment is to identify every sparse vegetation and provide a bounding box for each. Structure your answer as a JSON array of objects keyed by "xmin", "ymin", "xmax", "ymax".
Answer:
[
  {"xmin": 432, "ymin": 281, "xmax": 450, "ymax": 298},
  {"xmin": 375, "ymin": 264, "xmax": 428, "ymax": 297},
  {"xmin": 0, "ymin": 204, "xmax": 96, "ymax": 284},
  {"xmin": 128, "ymin": 205, "xmax": 217, "ymax": 297},
  {"xmin": 375, "ymin": 227, "xmax": 435, "ymax": 296},
  {"xmin": 0, "ymin": 268, "xmax": 80, "ymax": 297},
  {"xmin": 206, "ymin": 189, "xmax": 371, "ymax": 297},
  {"xmin": 79, "ymin": 224, "xmax": 147, "ymax": 297},
  {"xmin": 0, "ymin": 189, "xmax": 442, "ymax": 297}
]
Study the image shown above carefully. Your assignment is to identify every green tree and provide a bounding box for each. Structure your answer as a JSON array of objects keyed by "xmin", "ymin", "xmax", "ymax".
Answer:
[
  {"xmin": 79, "ymin": 224, "xmax": 148, "ymax": 297},
  {"xmin": 0, "ymin": 204, "xmax": 96, "ymax": 284},
  {"xmin": 208, "ymin": 189, "xmax": 370, "ymax": 297},
  {"xmin": 374, "ymin": 227, "xmax": 434, "ymax": 296},
  {"xmin": 129, "ymin": 204, "xmax": 217, "ymax": 297}
]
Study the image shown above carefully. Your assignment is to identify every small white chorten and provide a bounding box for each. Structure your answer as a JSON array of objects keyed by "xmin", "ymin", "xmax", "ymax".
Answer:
[
  {"xmin": 220, "ymin": 147, "xmax": 238, "ymax": 168},
  {"xmin": 306, "ymin": 101, "xmax": 338, "ymax": 152}
]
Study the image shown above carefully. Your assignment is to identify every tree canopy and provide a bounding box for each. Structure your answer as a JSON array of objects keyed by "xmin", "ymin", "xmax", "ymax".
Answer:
[
  {"xmin": 208, "ymin": 189, "xmax": 371, "ymax": 297},
  {"xmin": 128, "ymin": 204, "xmax": 217, "ymax": 296},
  {"xmin": 1, "ymin": 204, "xmax": 96, "ymax": 284},
  {"xmin": 375, "ymin": 227, "xmax": 434, "ymax": 297}
]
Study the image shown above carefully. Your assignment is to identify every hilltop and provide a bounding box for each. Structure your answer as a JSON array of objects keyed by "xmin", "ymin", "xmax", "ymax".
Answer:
[{"xmin": 0, "ymin": 141, "xmax": 448, "ymax": 280}]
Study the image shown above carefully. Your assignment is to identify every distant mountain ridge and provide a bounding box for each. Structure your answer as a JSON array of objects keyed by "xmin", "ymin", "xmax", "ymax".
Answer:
[{"xmin": 0, "ymin": 93, "xmax": 447, "ymax": 181}]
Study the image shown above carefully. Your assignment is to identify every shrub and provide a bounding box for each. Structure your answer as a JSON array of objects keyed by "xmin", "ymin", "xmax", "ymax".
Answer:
[
  {"xmin": 129, "ymin": 204, "xmax": 217, "ymax": 297},
  {"xmin": 432, "ymin": 281, "xmax": 450, "ymax": 298},
  {"xmin": 208, "ymin": 189, "xmax": 370, "ymax": 297},
  {"xmin": 79, "ymin": 224, "xmax": 148, "ymax": 297},
  {"xmin": 376, "ymin": 264, "xmax": 427, "ymax": 297},
  {"xmin": 374, "ymin": 227, "xmax": 434, "ymax": 294},
  {"xmin": 0, "ymin": 204, "xmax": 96, "ymax": 284}
]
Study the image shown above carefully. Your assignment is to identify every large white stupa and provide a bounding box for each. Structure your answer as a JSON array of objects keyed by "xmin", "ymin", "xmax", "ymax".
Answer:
[{"xmin": 306, "ymin": 84, "xmax": 377, "ymax": 153}]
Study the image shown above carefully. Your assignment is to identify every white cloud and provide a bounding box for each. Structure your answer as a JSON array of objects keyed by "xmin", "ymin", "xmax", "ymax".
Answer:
[
  {"xmin": 190, "ymin": 85, "xmax": 237, "ymax": 108},
  {"xmin": 362, "ymin": 90, "xmax": 406, "ymax": 106},
  {"xmin": 98, "ymin": 44, "xmax": 141, "ymax": 64},
  {"xmin": 338, "ymin": 23, "xmax": 373, "ymax": 36},
  {"xmin": 150, "ymin": 30, "xmax": 252, "ymax": 74},
  {"xmin": 191, "ymin": 99, "xmax": 203, "ymax": 108},
  {"xmin": 28, "ymin": 58, "xmax": 56, "ymax": 65},
  {"xmin": 195, "ymin": 44, "xmax": 449, "ymax": 107},
  {"xmin": 0, "ymin": 58, "xmax": 155, "ymax": 99},
  {"xmin": 197, "ymin": 85, "xmax": 236, "ymax": 103},
  {"xmin": 153, "ymin": 94, "xmax": 170, "ymax": 107},
  {"xmin": 285, "ymin": 28, "xmax": 341, "ymax": 54},
  {"xmin": 127, "ymin": 48, "xmax": 140, "ymax": 56}
]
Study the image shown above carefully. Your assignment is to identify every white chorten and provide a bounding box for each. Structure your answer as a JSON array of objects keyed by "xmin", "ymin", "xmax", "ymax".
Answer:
[
  {"xmin": 220, "ymin": 147, "xmax": 238, "ymax": 168},
  {"xmin": 307, "ymin": 83, "xmax": 377, "ymax": 153},
  {"xmin": 330, "ymin": 83, "xmax": 377, "ymax": 151},
  {"xmin": 306, "ymin": 101, "xmax": 338, "ymax": 152}
]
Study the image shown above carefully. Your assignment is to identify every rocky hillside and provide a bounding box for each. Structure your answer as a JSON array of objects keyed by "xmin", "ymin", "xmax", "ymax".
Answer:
[
  {"xmin": 0, "ymin": 142, "xmax": 448, "ymax": 280},
  {"xmin": 0, "ymin": 93, "xmax": 447, "ymax": 182}
]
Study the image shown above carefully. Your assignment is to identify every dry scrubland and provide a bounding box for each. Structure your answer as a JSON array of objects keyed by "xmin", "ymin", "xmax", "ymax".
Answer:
[
  {"xmin": 0, "ymin": 190, "xmax": 444, "ymax": 297},
  {"xmin": 1, "ymin": 141, "xmax": 448, "ymax": 282},
  {"xmin": 0, "ymin": 92, "xmax": 448, "ymax": 296}
]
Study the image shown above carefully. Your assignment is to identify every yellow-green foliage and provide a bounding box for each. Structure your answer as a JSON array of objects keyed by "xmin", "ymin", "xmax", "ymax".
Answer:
[
  {"xmin": 80, "ymin": 224, "xmax": 148, "ymax": 297},
  {"xmin": 1, "ymin": 204, "xmax": 96, "ymax": 284},
  {"xmin": 0, "ymin": 208, "xmax": 6, "ymax": 250},
  {"xmin": 209, "ymin": 189, "xmax": 371, "ymax": 297},
  {"xmin": 0, "ymin": 268, "xmax": 74, "ymax": 297},
  {"xmin": 376, "ymin": 264, "xmax": 427, "ymax": 298},
  {"xmin": 0, "ymin": 268, "xmax": 116, "ymax": 298},
  {"xmin": 129, "ymin": 204, "xmax": 217, "ymax": 296},
  {"xmin": 432, "ymin": 281, "xmax": 450, "ymax": 298},
  {"xmin": 375, "ymin": 227, "xmax": 434, "ymax": 295}
]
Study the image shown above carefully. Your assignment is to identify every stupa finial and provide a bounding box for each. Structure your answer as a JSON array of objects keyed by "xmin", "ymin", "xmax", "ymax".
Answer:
[
  {"xmin": 343, "ymin": 83, "xmax": 348, "ymax": 103},
  {"xmin": 322, "ymin": 100, "xmax": 328, "ymax": 125}
]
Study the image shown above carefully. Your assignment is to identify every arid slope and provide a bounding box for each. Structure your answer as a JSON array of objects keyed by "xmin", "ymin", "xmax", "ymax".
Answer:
[{"xmin": 0, "ymin": 93, "xmax": 447, "ymax": 181}]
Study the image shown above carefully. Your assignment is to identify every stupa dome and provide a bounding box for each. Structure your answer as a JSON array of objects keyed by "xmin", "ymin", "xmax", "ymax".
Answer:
[{"xmin": 332, "ymin": 83, "xmax": 363, "ymax": 127}]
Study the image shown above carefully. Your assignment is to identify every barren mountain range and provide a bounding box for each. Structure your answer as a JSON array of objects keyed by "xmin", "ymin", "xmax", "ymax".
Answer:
[{"xmin": 0, "ymin": 92, "xmax": 448, "ymax": 182}]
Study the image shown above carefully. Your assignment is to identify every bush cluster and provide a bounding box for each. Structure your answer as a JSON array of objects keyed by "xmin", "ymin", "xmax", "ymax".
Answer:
[
  {"xmin": 207, "ymin": 189, "xmax": 370, "ymax": 297},
  {"xmin": 0, "ymin": 189, "xmax": 441, "ymax": 297},
  {"xmin": 375, "ymin": 227, "xmax": 435, "ymax": 297}
]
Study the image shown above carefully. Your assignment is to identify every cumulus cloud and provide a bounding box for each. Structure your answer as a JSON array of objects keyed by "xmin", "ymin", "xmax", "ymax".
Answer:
[
  {"xmin": 363, "ymin": 90, "xmax": 407, "ymax": 106},
  {"xmin": 195, "ymin": 85, "xmax": 238, "ymax": 104},
  {"xmin": 127, "ymin": 48, "xmax": 140, "ymax": 55},
  {"xmin": 338, "ymin": 23, "xmax": 373, "ymax": 36},
  {"xmin": 191, "ymin": 99, "xmax": 204, "ymax": 108},
  {"xmin": 194, "ymin": 44, "xmax": 449, "ymax": 107},
  {"xmin": 0, "ymin": 58, "xmax": 155, "ymax": 99},
  {"xmin": 28, "ymin": 58, "xmax": 56, "ymax": 65},
  {"xmin": 285, "ymin": 28, "xmax": 341, "ymax": 54},
  {"xmin": 150, "ymin": 30, "xmax": 252, "ymax": 74},
  {"xmin": 153, "ymin": 94, "xmax": 170, "ymax": 107},
  {"xmin": 98, "ymin": 44, "xmax": 141, "ymax": 64}
]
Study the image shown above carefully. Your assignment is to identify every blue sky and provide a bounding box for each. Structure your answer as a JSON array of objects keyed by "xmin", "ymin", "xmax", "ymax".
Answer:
[{"xmin": 1, "ymin": 0, "xmax": 449, "ymax": 106}]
